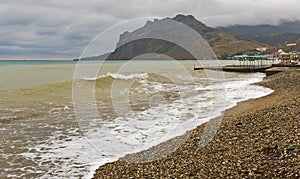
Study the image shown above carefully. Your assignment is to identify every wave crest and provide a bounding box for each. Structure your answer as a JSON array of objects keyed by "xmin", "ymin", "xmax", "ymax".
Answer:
[{"xmin": 83, "ymin": 73, "xmax": 148, "ymax": 81}]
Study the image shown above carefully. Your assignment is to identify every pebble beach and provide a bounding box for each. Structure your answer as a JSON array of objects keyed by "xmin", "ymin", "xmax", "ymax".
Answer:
[{"xmin": 93, "ymin": 69, "xmax": 300, "ymax": 178}]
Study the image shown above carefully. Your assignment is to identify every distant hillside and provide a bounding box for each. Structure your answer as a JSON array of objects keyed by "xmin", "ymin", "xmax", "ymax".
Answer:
[
  {"xmin": 95, "ymin": 14, "xmax": 263, "ymax": 60},
  {"xmin": 219, "ymin": 21, "xmax": 300, "ymax": 47}
]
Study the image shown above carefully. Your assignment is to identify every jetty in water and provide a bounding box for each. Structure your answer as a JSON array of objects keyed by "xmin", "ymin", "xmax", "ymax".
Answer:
[
  {"xmin": 194, "ymin": 65, "xmax": 272, "ymax": 73},
  {"xmin": 194, "ymin": 54, "xmax": 300, "ymax": 75},
  {"xmin": 194, "ymin": 63, "xmax": 300, "ymax": 76}
]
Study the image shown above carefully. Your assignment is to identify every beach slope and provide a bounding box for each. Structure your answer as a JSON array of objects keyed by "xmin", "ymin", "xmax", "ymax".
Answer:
[{"xmin": 93, "ymin": 70, "xmax": 299, "ymax": 178}]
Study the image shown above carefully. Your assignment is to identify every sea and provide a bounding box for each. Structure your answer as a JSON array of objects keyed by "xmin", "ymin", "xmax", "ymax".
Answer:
[{"xmin": 0, "ymin": 60, "xmax": 274, "ymax": 178}]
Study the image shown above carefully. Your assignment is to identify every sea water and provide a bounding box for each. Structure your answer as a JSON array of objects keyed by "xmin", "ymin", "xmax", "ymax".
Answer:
[{"xmin": 0, "ymin": 60, "xmax": 274, "ymax": 178}]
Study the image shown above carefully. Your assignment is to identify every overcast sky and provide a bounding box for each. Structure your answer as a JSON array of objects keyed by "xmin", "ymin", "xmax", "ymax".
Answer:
[{"xmin": 1, "ymin": 0, "xmax": 299, "ymax": 60}]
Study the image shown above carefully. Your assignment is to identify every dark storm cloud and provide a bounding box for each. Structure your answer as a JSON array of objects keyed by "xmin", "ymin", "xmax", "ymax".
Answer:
[{"xmin": 0, "ymin": 0, "xmax": 298, "ymax": 59}]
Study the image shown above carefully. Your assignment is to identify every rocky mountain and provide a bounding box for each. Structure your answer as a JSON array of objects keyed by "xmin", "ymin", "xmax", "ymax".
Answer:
[
  {"xmin": 219, "ymin": 21, "xmax": 300, "ymax": 47},
  {"xmin": 98, "ymin": 14, "xmax": 263, "ymax": 60}
]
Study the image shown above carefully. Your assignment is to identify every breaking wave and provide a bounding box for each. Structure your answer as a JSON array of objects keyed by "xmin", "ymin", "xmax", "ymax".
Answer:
[{"xmin": 83, "ymin": 73, "xmax": 148, "ymax": 81}]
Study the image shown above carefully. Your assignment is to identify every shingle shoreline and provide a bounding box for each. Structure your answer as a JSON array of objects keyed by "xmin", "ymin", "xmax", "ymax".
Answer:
[{"xmin": 94, "ymin": 70, "xmax": 300, "ymax": 178}]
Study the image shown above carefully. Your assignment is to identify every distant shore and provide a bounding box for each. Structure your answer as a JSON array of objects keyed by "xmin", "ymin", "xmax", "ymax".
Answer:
[{"xmin": 93, "ymin": 69, "xmax": 299, "ymax": 178}]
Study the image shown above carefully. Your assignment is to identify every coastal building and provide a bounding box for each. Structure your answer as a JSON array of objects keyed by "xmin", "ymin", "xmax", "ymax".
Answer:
[
  {"xmin": 232, "ymin": 54, "xmax": 269, "ymax": 66},
  {"xmin": 256, "ymin": 46, "xmax": 268, "ymax": 53},
  {"xmin": 286, "ymin": 43, "xmax": 297, "ymax": 47},
  {"xmin": 278, "ymin": 51, "xmax": 299, "ymax": 64}
]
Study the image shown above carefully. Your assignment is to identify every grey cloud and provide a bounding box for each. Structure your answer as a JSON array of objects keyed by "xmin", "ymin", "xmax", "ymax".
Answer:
[{"xmin": 0, "ymin": 0, "xmax": 299, "ymax": 59}]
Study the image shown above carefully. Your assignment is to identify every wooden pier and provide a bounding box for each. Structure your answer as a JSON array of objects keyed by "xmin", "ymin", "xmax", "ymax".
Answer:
[
  {"xmin": 194, "ymin": 63, "xmax": 300, "ymax": 76},
  {"xmin": 194, "ymin": 65, "xmax": 272, "ymax": 73}
]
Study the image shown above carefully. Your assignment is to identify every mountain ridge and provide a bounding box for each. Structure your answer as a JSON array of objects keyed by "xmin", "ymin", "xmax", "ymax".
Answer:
[
  {"xmin": 219, "ymin": 21, "xmax": 300, "ymax": 47},
  {"xmin": 91, "ymin": 14, "xmax": 264, "ymax": 60}
]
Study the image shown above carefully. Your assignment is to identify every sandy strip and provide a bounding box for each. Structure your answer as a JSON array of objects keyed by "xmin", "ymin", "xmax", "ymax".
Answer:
[{"xmin": 93, "ymin": 69, "xmax": 300, "ymax": 178}]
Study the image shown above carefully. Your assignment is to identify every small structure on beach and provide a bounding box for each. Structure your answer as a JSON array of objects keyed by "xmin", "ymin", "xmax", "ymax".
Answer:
[
  {"xmin": 278, "ymin": 51, "xmax": 299, "ymax": 64},
  {"xmin": 232, "ymin": 54, "xmax": 269, "ymax": 67},
  {"xmin": 194, "ymin": 54, "xmax": 272, "ymax": 73}
]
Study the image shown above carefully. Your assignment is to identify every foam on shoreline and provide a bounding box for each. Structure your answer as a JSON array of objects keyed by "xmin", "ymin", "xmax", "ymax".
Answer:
[
  {"xmin": 87, "ymin": 73, "xmax": 274, "ymax": 179},
  {"xmin": 93, "ymin": 70, "xmax": 300, "ymax": 178}
]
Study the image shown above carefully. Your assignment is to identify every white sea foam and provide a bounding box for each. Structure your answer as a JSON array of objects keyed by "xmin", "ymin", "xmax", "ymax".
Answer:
[
  {"xmin": 83, "ymin": 73, "xmax": 273, "ymax": 178},
  {"xmin": 21, "ymin": 72, "xmax": 273, "ymax": 179},
  {"xmin": 83, "ymin": 72, "xmax": 148, "ymax": 81},
  {"xmin": 82, "ymin": 77, "xmax": 98, "ymax": 81}
]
